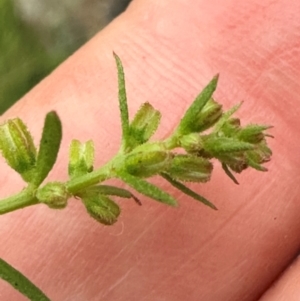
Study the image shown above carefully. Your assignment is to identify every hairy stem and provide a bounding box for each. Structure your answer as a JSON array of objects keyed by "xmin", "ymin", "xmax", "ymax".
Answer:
[
  {"xmin": 66, "ymin": 156, "xmax": 119, "ymax": 194},
  {"xmin": 0, "ymin": 187, "xmax": 38, "ymax": 214},
  {"xmin": 0, "ymin": 136, "xmax": 175, "ymax": 214}
]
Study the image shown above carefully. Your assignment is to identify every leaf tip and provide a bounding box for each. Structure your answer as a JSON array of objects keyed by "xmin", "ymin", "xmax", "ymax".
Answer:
[
  {"xmin": 213, "ymin": 73, "xmax": 220, "ymax": 82},
  {"xmin": 210, "ymin": 203, "xmax": 218, "ymax": 210}
]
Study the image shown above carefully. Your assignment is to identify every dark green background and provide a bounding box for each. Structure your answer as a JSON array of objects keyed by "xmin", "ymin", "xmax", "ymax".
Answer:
[{"xmin": 0, "ymin": 0, "xmax": 131, "ymax": 114}]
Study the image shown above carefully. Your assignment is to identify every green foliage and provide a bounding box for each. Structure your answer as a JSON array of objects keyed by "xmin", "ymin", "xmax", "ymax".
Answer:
[
  {"xmin": 117, "ymin": 171, "xmax": 178, "ymax": 206},
  {"xmin": 161, "ymin": 173, "xmax": 217, "ymax": 209},
  {"xmin": 175, "ymin": 75, "xmax": 219, "ymax": 135},
  {"xmin": 32, "ymin": 112, "xmax": 62, "ymax": 186},
  {"xmin": 0, "ymin": 111, "xmax": 62, "ymax": 188},
  {"xmin": 0, "ymin": 258, "xmax": 50, "ymax": 301},
  {"xmin": 0, "ymin": 54, "xmax": 273, "ymax": 300},
  {"xmin": 113, "ymin": 52, "xmax": 130, "ymax": 149},
  {"xmin": 87, "ymin": 185, "xmax": 142, "ymax": 205},
  {"xmin": 85, "ymin": 185, "xmax": 132, "ymax": 198},
  {"xmin": 0, "ymin": 54, "xmax": 273, "ymax": 220},
  {"xmin": 222, "ymin": 163, "xmax": 239, "ymax": 185}
]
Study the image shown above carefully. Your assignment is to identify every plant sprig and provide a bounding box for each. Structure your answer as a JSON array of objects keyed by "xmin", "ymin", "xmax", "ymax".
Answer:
[
  {"xmin": 0, "ymin": 53, "xmax": 272, "ymax": 301},
  {"xmin": 0, "ymin": 53, "xmax": 272, "ymax": 224}
]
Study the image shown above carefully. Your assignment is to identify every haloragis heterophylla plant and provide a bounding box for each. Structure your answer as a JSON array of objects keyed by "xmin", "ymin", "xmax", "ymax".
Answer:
[
  {"xmin": 0, "ymin": 53, "xmax": 272, "ymax": 223},
  {"xmin": 0, "ymin": 53, "xmax": 272, "ymax": 300}
]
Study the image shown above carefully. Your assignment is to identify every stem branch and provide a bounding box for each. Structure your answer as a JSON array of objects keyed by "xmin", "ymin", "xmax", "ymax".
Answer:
[{"xmin": 0, "ymin": 187, "xmax": 38, "ymax": 215}]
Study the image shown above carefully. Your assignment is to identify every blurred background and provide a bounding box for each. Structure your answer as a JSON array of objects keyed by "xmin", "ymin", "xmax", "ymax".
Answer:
[{"xmin": 0, "ymin": 0, "xmax": 132, "ymax": 114}]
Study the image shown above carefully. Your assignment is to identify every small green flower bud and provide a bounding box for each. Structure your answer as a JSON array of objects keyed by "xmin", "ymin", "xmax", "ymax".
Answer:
[
  {"xmin": 179, "ymin": 133, "xmax": 203, "ymax": 153},
  {"xmin": 246, "ymin": 141, "xmax": 272, "ymax": 171},
  {"xmin": 176, "ymin": 76, "xmax": 219, "ymax": 135},
  {"xmin": 125, "ymin": 151, "xmax": 172, "ymax": 178},
  {"xmin": 167, "ymin": 155, "xmax": 212, "ymax": 182},
  {"xmin": 193, "ymin": 98, "xmax": 223, "ymax": 132},
  {"xmin": 201, "ymin": 135, "xmax": 255, "ymax": 172},
  {"xmin": 227, "ymin": 118, "xmax": 241, "ymax": 127},
  {"xmin": 202, "ymin": 135, "xmax": 254, "ymax": 155},
  {"xmin": 68, "ymin": 140, "xmax": 94, "ymax": 178},
  {"xmin": 129, "ymin": 102, "xmax": 161, "ymax": 145},
  {"xmin": 237, "ymin": 125, "xmax": 271, "ymax": 144},
  {"xmin": 219, "ymin": 118, "xmax": 241, "ymax": 137},
  {"xmin": 0, "ymin": 118, "xmax": 37, "ymax": 182},
  {"xmin": 36, "ymin": 182, "xmax": 69, "ymax": 209},
  {"xmin": 81, "ymin": 192, "xmax": 120, "ymax": 225},
  {"xmin": 217, "ymin": 152, "xmax": 248, "ymax": 173}
]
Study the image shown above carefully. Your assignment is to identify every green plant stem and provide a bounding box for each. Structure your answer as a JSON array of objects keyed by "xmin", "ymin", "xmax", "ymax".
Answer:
[
  {"xmin": 0, "ymin": 187, "xmax": 38, "ymax": 214},
  {"xmin": 0, "ymin": 155, "xmax": 119, "ymax": 214},
  {"xmin": 0, "ymin": 137, "xmax": 180, "ymax": 215},
  {"xmin": 66, "ymin": 138, "xmax": 176, "ymax": 194},
  {"xmin": 66, "ymin": 156, "xmax": 118, "ymax": 193}
]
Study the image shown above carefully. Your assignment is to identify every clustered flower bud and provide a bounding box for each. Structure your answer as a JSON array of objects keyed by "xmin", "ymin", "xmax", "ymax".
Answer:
[
  {"xmin": 36, "ymin": 182, "xmax": 69, "ymax": 209},
  {"xmin": 0, "ymin": 118, "xmax": 37, "ymax": 182},
  {"xmin": 68, "ymin": 139, "xmax": 95, "ymax": 178},
  {"xmin": 129, "ymin": 102, "xmax": 161, "ymax": 147},
  {"xmin": 166, "ymin": 155, "xmax": 212, "ymax": 182},
  {"xmin": 179, "ymin": 133, "xmax": 203, "ymax": 153},
  {"xmin": 124, "ymin": 151, "xmax": 173, "ymax": 178},
  {"xmin": 193, "ymin": 98, "xmax": 223, "ymax": 132},
  {"xmin": 80, "ymin": 191, "xmax": 120, "ymax": 225},
  {"xmin": 198, "ymin": 117, "xmax": 272, "ymax": 174},
  {"xmin": 122, "ymin": 100, "xmax": 271, "ymax": 186}
]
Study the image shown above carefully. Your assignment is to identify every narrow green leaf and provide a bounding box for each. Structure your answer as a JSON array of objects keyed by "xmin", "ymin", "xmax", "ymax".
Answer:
[
  {"xmin": 113, "ymin": 53, "xmax": 130, "ymax": 142},
  {"xmin": 246, "ymin": 157, "xmax": 268, "ymax": 171},
  {"xmin": 0, "ymin": 258, "xmax": 51, "ymax": 301},
  {"xmin": 87, "ymin": 185, "xmax": 142, "ymax": 205},
  {"xmin": 161, "ymin": 173, "xmax": 217, "ymax": 210},
  {"xmin": 203, "ymin": 136, "xmax": 254, "ymax": 154},
  {"xmin": 68, "ymin": 139, "xmax": 94, "ymax": 178},
  {"xmin": 88, "ymin": 185, "xmax": 132, "ymax": 198},
  {"xmin": 176, "ymin": 75, "xmax": 219, "ymax": 135},
  {"xmin": 32, "ymin": 111, "xmax": 62, "ymax": 186},
  {"xmin": 222, "ymin": 163, "xmax": 239, "ymax": 185},
  {"xmin": 130, "ymin": 102, "xmax": 161, "ymax": 145},
  {"xmin": 117, "ymin": 171, "xmax": 178, "ymax": 206}
]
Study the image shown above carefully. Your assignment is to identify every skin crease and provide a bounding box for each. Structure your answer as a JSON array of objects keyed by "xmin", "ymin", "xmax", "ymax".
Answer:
[
  {"xmin": 260, "ymin": 256, "xmax": 300, "ymax": 300},
  {"xmin": 0, "ymin": 0, "xmax": 300, "ymax": 300}
]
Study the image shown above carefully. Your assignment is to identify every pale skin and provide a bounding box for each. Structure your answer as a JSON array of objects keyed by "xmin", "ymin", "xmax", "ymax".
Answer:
[{"xmin": 1, "ymin": 0, "xmax": 300, "ymax": 300}]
